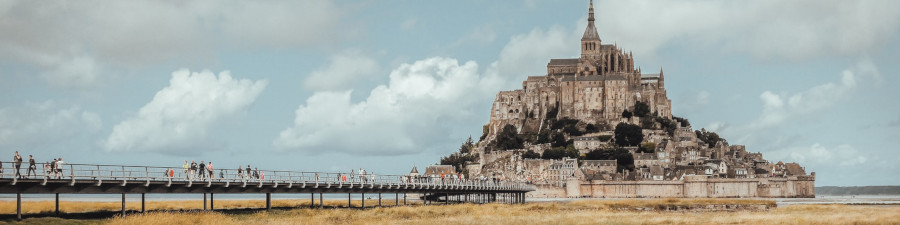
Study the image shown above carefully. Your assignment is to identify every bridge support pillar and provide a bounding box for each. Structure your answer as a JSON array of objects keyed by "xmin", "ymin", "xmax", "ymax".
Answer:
[
  {"xmin": 16, "ymin": 193, "xmax": 21, "ymax": 221},
  {"xmin": 378, "ymin": 193, "xmax": 381, "ymax": 207},
  {"xmin": 203, "ymin": 193, "xmax": 207, "ymax": 211},
  {"xmin": 141, "ymin": 193, "xmax": 145, "ymax": 213},
  {"xmin": 210, "ymin": 193, "xmax": 214, "ymax": 211},
  {"xmin": 361, "ymin": 193, "xmax": 365, "ymax": 208},
  {"xmin": 121, "ymin": 193, "xmax": 126, "ymax": 217},
  {"xmin": 55, "ymin": 193, "xmax": 60, "ymax": 215},
  {"xmin": 319, "ymin": 193, "xmax": 323, "ymax": 208},
  {"xmin": 403, "ymin": 193, "xmax": 407, "ymax": 205},
  {"xmin": 347, "ymin": 193, "xmax": 351, "ymax": 208},
  {"xmin": 445, "ymin": 193, "xmax": 448, "ymax": 204},
  {"xmin": 265, "ymin": 193, "xmax": 271, "ymax": 210},
  {"xmin": 395, "ymin": 193, "xmax": 398, "ymax": 206},
  {"xmin": 310, "ymin": 193, "xmax": 314, "ymax": 208}
]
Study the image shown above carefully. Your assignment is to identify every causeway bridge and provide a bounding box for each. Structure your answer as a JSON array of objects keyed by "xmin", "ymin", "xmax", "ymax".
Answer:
[{"xmin": 0, "ymin": 163, "xmax": 535, "ymax": 220}]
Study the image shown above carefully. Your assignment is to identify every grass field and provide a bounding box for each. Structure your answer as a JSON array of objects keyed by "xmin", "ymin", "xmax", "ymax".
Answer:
[{"xmin": 0, "ymin": 199, "xmax": 897, "ymax": 225}]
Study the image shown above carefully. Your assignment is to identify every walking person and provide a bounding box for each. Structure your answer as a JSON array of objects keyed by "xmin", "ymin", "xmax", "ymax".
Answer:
[
  {"xmin": 13, "ymin": 151, "xmax": 23, "ymax": 179},
  {"xmin": 207, "ymin": 162, "xmax": 214, "ymax": 180},
  {"xmin": 245, "ymin": 165, "xmax": 252, "ymax": 180},
  {"xmin": 50, "ymin": 158, "xmax": 58, "ymax": 179},
  {"xmin": 198, "ymin": 161, "xmax": 206, "ymax": 181},
  {"xmin": 43, "ymin": 161, "xmax": 50, "ymax": 178},
  {"xmin": 182, "ymin": 160, "xmax": 189, "ymax": 180},
  {"xmin": 27, "ymin": 155, "xmax": 36, "ymax": 178},
  {"xmin": 190, "ymin": 161, "xmax": 198, "ymax": 181},
  {"xmin": 55, "ymin": 158, "xmax": 65, "ymax": 179},
  {"xmin": 237, "ymin": 166, "xmax": 244, "ymax": 180}
]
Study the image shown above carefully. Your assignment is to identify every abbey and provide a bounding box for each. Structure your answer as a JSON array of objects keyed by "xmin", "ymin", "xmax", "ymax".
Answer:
[
  {"xmin": 486, "ymin": 0, "xmax": 670, "ymax": 138},
  {"xmin": 439, "ymin": 1, "xmax": 814, "ymax": 198}
]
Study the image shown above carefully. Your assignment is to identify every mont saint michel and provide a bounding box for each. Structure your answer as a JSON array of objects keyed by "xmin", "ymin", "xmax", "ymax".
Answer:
[{"xmin": 437, "ymin": 1, "xmax": 814, "ymax": 198}]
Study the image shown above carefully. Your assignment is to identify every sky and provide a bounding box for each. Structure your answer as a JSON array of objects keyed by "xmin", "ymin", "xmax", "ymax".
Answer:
[{"xmin": 1, "ymin": 0, "xmax": 898, "ymax": 186}]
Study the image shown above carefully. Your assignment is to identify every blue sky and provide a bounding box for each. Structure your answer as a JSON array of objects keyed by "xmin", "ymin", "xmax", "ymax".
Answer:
[{"xmin": 1, "ymin": 0, "xmax": 898, "ymax": 186}]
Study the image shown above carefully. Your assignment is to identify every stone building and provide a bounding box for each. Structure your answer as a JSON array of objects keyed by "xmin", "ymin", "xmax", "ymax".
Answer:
[{"xmin": 484, "ymin": 0, "xmax": 672, "ymax": 140}]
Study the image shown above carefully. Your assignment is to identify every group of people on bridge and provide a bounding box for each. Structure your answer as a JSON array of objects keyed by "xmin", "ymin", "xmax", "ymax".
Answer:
[{"xmin": 1, "ymin": 151, "xmax": 66, "ymax": 180}]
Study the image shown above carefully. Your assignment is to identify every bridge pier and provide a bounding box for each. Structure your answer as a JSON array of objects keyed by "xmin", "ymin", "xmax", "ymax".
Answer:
[
  {"xmin": 395, "ymin": 193, "xmax": 398, "ymax": 206},
  {"xmin": 16, "ymin": 193, "xmax": 21, "ymax": 221},
  {"xmin": 347, "ymin": 193, "xmax": 351, "ymax": 208},
  {"xmin": 319, "ymin": 193, "xmax": 323, "ymax": 208},
  {"xmin": 121, "ymin": 193, "xmax": 126, "ymax": 217},
  {"xmin": 378, "ymin": 193, "xmax": 381, "ymax": 207},
  {"xmin": 203, "ymin": 193, "xmax": 207, "ymax": 211},
  {"xmin": 265, "ymin": 193, "xmax": 271, "ymax": 210},
  {"xmin": 141, "ymin": 193, "xmax": 145, "ymax": 213},
  {"xmin": 361, "ymin": 193, "xmax": 365, "ymax": 208},
  {"xmin": 55, "ymin": 193, "xmax": 60, "ymax": 215},
  {"xmin": 210, "ymin": 193, "xmax": 214, "ymax": 210},
  {"xmin": 403, "ymin": 193, "xmax": 407, "ymax": 205}
]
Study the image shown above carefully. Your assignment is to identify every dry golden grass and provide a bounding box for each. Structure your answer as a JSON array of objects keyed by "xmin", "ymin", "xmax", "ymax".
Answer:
[{"xmin": 2, "ymin": 199, "xmax": 899, "ymax": 225}]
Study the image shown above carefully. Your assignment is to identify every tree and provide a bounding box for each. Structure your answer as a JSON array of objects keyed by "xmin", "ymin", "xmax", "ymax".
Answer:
[
  {"xmin": 614, "ymin": 123, "xmax": 643, "ymax": 146},
  {"xmin": 541, "ymin": 145, "xmax": 579, "ymax": 159},
  {"xmin": 695, "ymin": 129, "xmax": 724, "ymax": 148},
  {"xmin": 545, "ymin": 105, "xmax": 558, "ymax": 119},
  {"xmin": 584, "ymin": 148, "xmax": 635, "ymax": 171},
  {"xmin": 459, "ymin": 136, "xmax": 474, "ymax": 154},
  {"xmin": 634, "ymin": 101, "xmax": 650, "ymax": 117},
  {"xmin": 522, "ymin": 150, "xmax": 541, "ymax": 159},
  {"xmin": 639, "ymin": 142, "xmax": 656, "ymax": 153},
  {"xmin": 550, "ymin": 132, "xmax": 567, "ymax": 147},
  {"xmin": 585, "ymin": 124, "xmax": 599, "ymax": 133},
  {"xmin": 622, "ymin": 109, "xmax": 633, "ymax": 119},
  {"xmin": 494, "ymin": 124, "xmax": 524, "ymax": 150},
  {"xmin": 673, "ymin": 116, "xmax": 690, "ymax": 127}
]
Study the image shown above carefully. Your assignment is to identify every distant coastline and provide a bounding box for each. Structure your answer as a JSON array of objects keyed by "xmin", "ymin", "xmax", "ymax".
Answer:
[{"xmin": 816, "ymin": 186, "xmax": 900, "ymax": 196}]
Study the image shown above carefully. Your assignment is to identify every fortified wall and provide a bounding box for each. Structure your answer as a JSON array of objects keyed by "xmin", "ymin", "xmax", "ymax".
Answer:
[{"xmin": 562, "ymin": 175, "xmax": 815, "ymax": 198}]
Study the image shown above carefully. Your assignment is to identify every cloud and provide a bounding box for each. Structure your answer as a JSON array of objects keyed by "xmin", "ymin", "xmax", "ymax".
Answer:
[
  {"xmin": 0, "ymin": 101, "xmax": 102, "ymax": 150},
  {"xmin": 787, "ymin": 143, "xmax": 867, "ymax": 167},
  {"xmin": 401, "ymin": 18, "xmax": 417, "ymax": 30},
  {"xmin": 104, "ymin": 69, "xmax": 267, "ymax": 153},
  {"xmin": 596, "ymin": 0, "xmax": 900, "ymax": 60},
  {"xmin": 303, "ymin": 50, "xmax": 380, "ymax": 91},
  {"xmin": 276, "ymin": 57, "xmax": 502, "ymax": 155},
  {"xmin": 752, "ymin": 60, "xmax": 879, "ymax": 128},
  {"xmin": 494, "ymin": 25, "xmax": 579, "ymax": 84},
  {"xmin": 0, "ymin": 0, "xmax": 342, "ymax": 87}
]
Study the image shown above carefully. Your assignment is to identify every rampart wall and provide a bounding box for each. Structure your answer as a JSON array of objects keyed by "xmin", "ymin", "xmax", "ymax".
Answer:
[{"xmin": 561, "ymin": 175, "xmax": 815, "ymax": 198}]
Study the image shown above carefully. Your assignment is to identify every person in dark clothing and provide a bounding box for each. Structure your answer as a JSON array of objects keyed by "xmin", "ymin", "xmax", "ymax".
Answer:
[
  {"xmin": 13, "ymin": 151, "xmax": 23, "ymax": 179},
  {"xmin": 26, "ymin": 155, "xmax": 36, "ymax": 178},
  {"xmin": 198, "ymin": 161, "xmax": 206, "ymax": 181},
  {"xmin": 246, "ymin": 165, "xmax": 251, "ymax": 179}
]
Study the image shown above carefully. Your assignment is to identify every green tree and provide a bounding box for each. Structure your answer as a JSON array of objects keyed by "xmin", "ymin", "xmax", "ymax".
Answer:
[
  {"xmin": 459, "ymin": 136, "xmax": 474, "ymax": 154},
  {"xmin": 550, "ymin": 132, "xmax": 567, "ymax": 147},
  {"xmin": 522, "ymin": 150, "xmax": 541, "ymax": 159},
  {"xmin": 695, "ymin": 129, "xmax": 724, "ymax": 148},
  {"xmin": 622, "ymin": 109, "xmax": 633, "ymax": 119},
  {"xmin": 639, "ymin": 142, "xmax": 656, "ymax": 153},
  {"xmin": 584, "ymin": 148, "xmax": 635, "ymax": 171},
  {"xmin": 634, "ymin": 101, "xmax": 650, "ymax": 117},
  {"xmin": 614, "ymin": 123, "xmax": 643, "ymax": 146},
  {"xmin": 673, "ymin": 116, "xmax": 690, "ymax": 127},
  {"xmin": 494, "ymin": 124, "xmax": 524, "ymax": 150}
]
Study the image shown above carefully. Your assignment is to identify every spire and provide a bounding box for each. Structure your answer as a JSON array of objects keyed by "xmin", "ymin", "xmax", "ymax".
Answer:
[
  {"xmin": 581, "ymin": 0, "xmax": 600, "ymax": 41},
  {"xmin": 659, "ymin": 67, "xmax": 665, "ymax": 88}
]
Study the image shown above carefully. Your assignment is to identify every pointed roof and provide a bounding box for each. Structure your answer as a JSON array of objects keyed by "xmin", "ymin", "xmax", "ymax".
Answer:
[
  {"xmin": 410, "ymin": 166, "xmax": 419, "ymax": 174},
  {"xmin": 582, "ymin": 0, "xmax": 600, "ymax": 41}
]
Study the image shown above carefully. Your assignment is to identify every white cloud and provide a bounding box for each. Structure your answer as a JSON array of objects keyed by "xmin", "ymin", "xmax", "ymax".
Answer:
[
  {"xmin": 597, "ymin": 0, "xmax": 900, "ymax": 60},
  {"xmin": 276, "ymin": 57, "xmax": 502, "ymax": 155},
  {"xmin": 787, "ymin": 143, "xmax": 867, "ymax": 167},
  {"xmin": 0, "ymin": 101, "xmax": 101, "ymax": 150},
  {"xmin": 752, "ymin": 60, "xmax": 879, "ymax": 128},
  {"xmin": 696, "ymin": 91, "xmax": 710, "ymax": 105},
  {"xmin": 401, "ymin": 18, "xmax": 417, "ymax": 30},
  {"xmin": 303, "ymin": 50, "xmax": 380, "ymax": 91},
  {"xmin": 493, "ymin": 25, "xmax": 579, "ymax": 85},
  {"xmin": 104, "ymin": 69, "xmax": 268, "ymax": 152},
  {"xmin": 0, "ymin": 0, "xmax": 342, "ymax": 87}
]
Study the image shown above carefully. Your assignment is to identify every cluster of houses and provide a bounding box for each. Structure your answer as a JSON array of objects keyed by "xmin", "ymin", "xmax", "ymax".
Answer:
[{"xmin": 455, "ymin": 123, "xmax": 810, "ymax": 187}]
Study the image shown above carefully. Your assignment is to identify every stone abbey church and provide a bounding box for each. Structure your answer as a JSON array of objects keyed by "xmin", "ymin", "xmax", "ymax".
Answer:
[{"xmin": 485, "ymin": 1, "xmax": 671, "ymax": 138}]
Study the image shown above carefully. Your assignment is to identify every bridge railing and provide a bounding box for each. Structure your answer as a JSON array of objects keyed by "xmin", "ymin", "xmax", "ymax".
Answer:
[{"xmin": 0, "ymin": 162, "xmax": 536, "ymax": 191}]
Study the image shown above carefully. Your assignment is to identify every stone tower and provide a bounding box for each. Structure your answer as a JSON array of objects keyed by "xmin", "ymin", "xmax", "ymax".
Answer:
[{"xmin": 580, "ymin": 0, "xmax": 601, "ymax": 61}]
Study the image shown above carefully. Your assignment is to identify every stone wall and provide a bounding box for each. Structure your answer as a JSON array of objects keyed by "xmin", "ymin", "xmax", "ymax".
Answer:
[
  {"xmin": 527, "ymin": 184, "xmax": 567, "ymax": 198},
  {"xmin": 560, "ymin": 175, "xmax": 814, "ymax": 198}
]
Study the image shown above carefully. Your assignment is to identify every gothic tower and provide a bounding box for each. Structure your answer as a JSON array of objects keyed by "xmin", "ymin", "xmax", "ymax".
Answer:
[{"xmin": 580, "ymin": 0, "xmax": 601, "ymax": 60}]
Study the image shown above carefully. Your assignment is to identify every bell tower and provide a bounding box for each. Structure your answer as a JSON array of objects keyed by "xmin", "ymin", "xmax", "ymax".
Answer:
[{"xmin": 580, "ymin": 0, "xmax": 601, "ymax": 60}]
